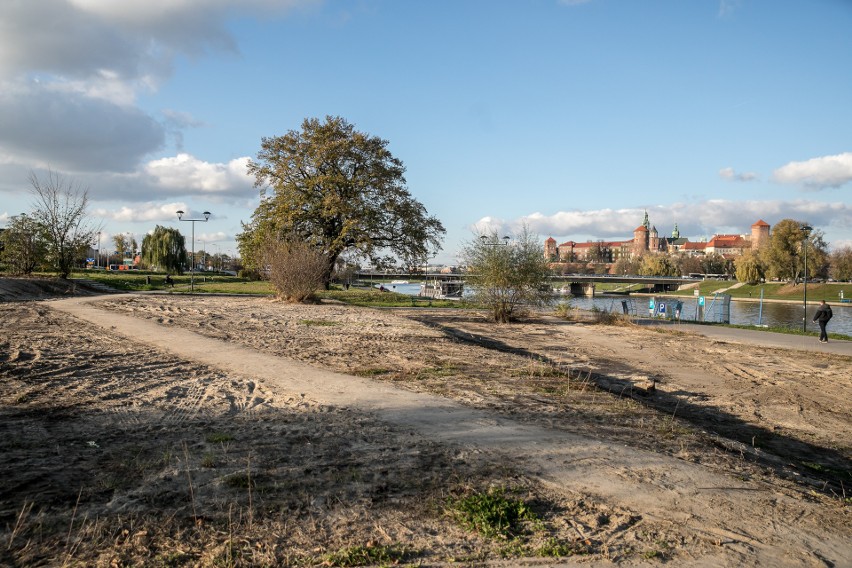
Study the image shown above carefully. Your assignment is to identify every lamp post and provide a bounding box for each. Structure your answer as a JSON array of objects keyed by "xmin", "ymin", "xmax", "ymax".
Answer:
[
  {"xmin": 196, "ymin": 239, "xmax": 206, "ymax": 272},
  {"xmin": 209, "ymin": 243, "xmax": 221, "ymax": 272},
  {"xmin": 176, "ymin": 209, "xmax": 211, "ymax": 292},
  {"xmin": 801, "ymin": 224, "xmax": 812, "ymax": 333},
  {"xmin": 480, "ymin": 235, "xmax": 511, "ymax": 247}
]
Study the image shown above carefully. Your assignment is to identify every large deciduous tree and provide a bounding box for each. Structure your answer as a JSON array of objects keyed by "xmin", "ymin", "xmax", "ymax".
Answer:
[
  {"xmin": 141, "ymin": 226, "xmax": 187, "ymax": 274},
  {"xmin": 461, "ymin": 227, "xmax": 553, "ymax": 323},
  {"xmin": 29, "ymin": 170, "xmax": 100, "ymax": 278},
  {"xmin": 759, "ymin": 219, "xmax": 828, "ymax": 282},
  {"xmin": 238, "ymin": 116, "xmax": 445, "ymax": 285}
]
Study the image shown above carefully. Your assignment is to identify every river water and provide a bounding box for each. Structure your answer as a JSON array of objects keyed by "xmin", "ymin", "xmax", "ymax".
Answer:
[
  {"xmin": 565, "ymin": 295, "xmax": 852, "ymax": 335},
  {"xmin": 376, "ymin": 282, "xmax": 852, "ymax": 336}
]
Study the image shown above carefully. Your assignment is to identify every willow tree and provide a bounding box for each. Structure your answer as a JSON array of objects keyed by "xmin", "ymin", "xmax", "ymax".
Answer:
[
  {"xmin": 734, "ymin": 250, "xmax": 765, "ymax": 284},
  {"xmin": 238, "ymin": 116, "xmax": 445, "ymax": 285},
  {"xmin": 141, "ymin": 225, "xmax": 187, "ymax": 273},
  {"xmin": 639, "ymin": 254, "xmax": 678, "ymax": 277}
]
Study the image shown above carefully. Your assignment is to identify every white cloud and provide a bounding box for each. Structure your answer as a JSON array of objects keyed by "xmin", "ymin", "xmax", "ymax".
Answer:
[
  {"xmin": 773, "ymin": 152, "xmax": 852, "ymax": 190},
  {"xmin": 719, "ymin": 167, "xmax": 758, "ymax": 182},
  {"xmin": 93, "ymin": 202, "xmax": 188, "ymax": 223},
  {"xmin": 0, "ymin": 0, "xmax": 317, "ymax": 174},
  {"xmin": 505, "ymin": 200, "xmax": 852, "ymax": 245},
  {"xmin": 144, "ymin": 153, "xmax": 254, "ymax": 195}
]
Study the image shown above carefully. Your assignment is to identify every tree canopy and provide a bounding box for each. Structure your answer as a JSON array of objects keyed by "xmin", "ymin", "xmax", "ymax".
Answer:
[
  {"xmin": 141, "ymin": 225, "xmax": 187, "ymax": 274},
  {"xmin": 461, "ymin": 227, "xmax": 552, "ymax": 323},
  {"xmin": 0, "ymin": 213, "xmax": 46, "ymax": 275},
  {"xmin": 759, "ymin": 219, "xmax": 828, "ymax": 282},
  {"xmin": 829, "ymin": 246, "xmax": 852, "ymax": 282},
  {"xmin": 28, "ymin": 170, "xmax": 100, "ymax": 278},
  {"xmin": 734, "ymin": 250, "xmax": 764, "ymax": 284},
  {"xmin": 238, "ymin": 116, "xmax": 445, "ymax": 284},
  {"xmin": 113, "ymin": 234, "xmax": 138, "ymax": 259},
  {"xmin": 638, "ymin": 253, "xmax": 678, "ymax": 277}
]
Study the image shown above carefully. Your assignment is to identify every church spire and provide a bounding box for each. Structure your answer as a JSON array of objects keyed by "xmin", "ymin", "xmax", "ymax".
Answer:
[
  {"xmin": 642, "ymin": 210, "xmax": 650, "ymax": 230},
  {"xmin": 672, "ymin": 223, "xmax": 679, "ymax": 239}
]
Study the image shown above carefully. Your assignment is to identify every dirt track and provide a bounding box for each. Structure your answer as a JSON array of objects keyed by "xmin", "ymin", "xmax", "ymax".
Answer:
[{"xmin": 1, "ymin": 282, "xmax": 850, "ymax": 566}]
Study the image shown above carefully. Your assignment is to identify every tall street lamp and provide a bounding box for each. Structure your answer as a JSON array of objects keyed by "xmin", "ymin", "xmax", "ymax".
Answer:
[
  {"xmin": 176, "ymin": 209, "xmax": 210, "ymax": 292},
  {"xmin": 801, "ymin": 224, "xmax": 812, "ymax": 333},
  {"xmin": 480, "ymin": 235, "xmax": 511, "ymax": 247},
  {"xmin": 209, "ymin": 243, "xmax": 221, "ymax": 272},
  {"xmin": 196, "ymin": 239, "xmax": 206, "ymax": 271}
]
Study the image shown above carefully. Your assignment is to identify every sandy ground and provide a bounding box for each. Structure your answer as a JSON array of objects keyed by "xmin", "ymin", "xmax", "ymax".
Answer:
[{"xmin": 1, "ymin": 280, "xmax": 850, "ymax": 566}]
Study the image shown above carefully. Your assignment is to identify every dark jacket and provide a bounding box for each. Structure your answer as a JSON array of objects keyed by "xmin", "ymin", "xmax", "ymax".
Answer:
[{"xmin": 813, "ymin": 304, "xmax": 833, "ymax": 323}]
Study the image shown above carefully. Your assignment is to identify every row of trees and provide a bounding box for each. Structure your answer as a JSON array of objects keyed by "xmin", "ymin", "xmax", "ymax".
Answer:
[
  {"xmin": 0, "ymin": 170, "xmax": 197, "ymax": 277},
  {"xmin": 1, "ymin": 171, "xmax": 101, "ymax": 278}
]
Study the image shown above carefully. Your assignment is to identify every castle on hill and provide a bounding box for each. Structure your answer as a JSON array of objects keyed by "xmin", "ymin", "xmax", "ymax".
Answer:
[{"xmin": 544, "ymin": 212, "xmax": 770, "ymax": 263}]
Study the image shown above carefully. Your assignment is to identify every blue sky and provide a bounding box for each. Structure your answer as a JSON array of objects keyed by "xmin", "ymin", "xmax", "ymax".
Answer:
[{"xmin": 1, "ymin": 0, "xmax": 850, "ymax": 265}]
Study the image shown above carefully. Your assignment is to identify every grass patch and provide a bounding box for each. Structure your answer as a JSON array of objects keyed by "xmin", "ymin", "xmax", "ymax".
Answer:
[
  {"xmin": 668, "ymin": 281, "xmax": 851, "ymax": 303},
  {"xmin": 205, "ymin": 432, "xmax": 234, "ymax": 443},
  {"xmin": 70, "ymin": 270, "xmax": 267, "ymax": 294},
  {"xmin": 322, "ymin": 543, "xmax": 412, "ymax": 567},
  {"xmin": 201, "ymin": 452, "xmax": 216, "ymax": 468},
  {"xmin": 353, "ymin": 367, "xmax": 393, "ymax": 377},
  {"xmin": 223, "ymin": 472, "xmax": 255, "ymax": 490},
  {"xmin": 447, "ymin": 487, "xmax": 539, "ymax": 539}
]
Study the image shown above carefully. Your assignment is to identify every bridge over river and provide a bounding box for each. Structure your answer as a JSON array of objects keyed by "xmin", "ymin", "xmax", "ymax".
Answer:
[{"xmin": 354, "ymin": 272, "xmax": 700, "ymax": 296}]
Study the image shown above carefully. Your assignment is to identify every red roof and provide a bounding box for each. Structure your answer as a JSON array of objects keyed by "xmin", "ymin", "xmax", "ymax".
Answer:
[
  {"xmin": 682, "ymin": 242, "xmax": 706, "ymax": 250},
  {"xmin": 751, "ymin": 219, "xmax": 770, "ymax": 227},
  {"xmin": 708, "ymin": 235, "xmax": 748, "ymax": 247},
  {"xmin": 545, "ymin": 237, "xmax": 557, "ymax": 243},
  {"xmin": 634, "ymin": 226, "xmax": 648, "ymax": 232}
]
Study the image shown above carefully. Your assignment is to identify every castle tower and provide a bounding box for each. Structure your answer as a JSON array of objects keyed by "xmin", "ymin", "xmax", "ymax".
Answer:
[
  {"xmin": 633, "ymin": 225, "xmax": 649, "ymax": 256},
  {"xmin": 649, "ymin": 225, "xmax": 659, "ymax": 252},
  {"xmin": 751, "ymin": 220, "xmax": 770, "ymax": 250},
  {"xmin": 642, "ymin": 210, "xmax": 650, "ymax": 230},
  {"xmin": 544, "ymin": 236, "xmax": 557, "ymax": 260},
  {"xmin": 672, "ymin": 223, "xmax": 680, "ymax": 239}
]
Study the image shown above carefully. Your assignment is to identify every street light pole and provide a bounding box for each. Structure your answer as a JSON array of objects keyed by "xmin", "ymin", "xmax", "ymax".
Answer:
[
  {"xmin": 480, "ymin": 234, "xmax": 511, "ymax": 247},
  {"xmin": 209, "ymin": 243, "xmax": 221, "ymax": 272},
  {"xmin": 801, "ymin": 224, "xmax": 812, "ymax": 333},
  {"xmin": 176, "ymin": 210, "xmax": 211, "ymax": 292}
]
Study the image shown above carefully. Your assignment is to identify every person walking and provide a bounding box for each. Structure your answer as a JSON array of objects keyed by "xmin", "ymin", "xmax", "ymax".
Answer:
[{"xmin": 812, "ymin": 300, "xmax": 833, "ymax": 343}]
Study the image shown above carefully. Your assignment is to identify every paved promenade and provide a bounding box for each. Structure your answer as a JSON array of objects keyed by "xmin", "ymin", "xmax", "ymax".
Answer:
[{"xmin": 641, "ymin": 319, "xmax": 852, "ymax": 356}]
